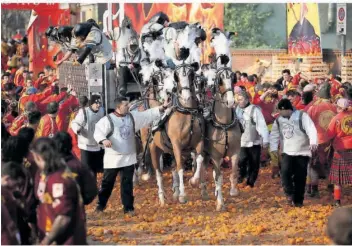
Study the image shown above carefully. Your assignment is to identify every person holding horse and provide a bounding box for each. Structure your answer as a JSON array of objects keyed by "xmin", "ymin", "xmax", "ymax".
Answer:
[{"xmin": 93, "ymin": 96, "xmax": 171, "ymax": 215}]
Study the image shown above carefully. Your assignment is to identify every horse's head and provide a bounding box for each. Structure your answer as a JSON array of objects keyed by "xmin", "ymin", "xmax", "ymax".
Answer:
[
  {"xmin": 214, "ymin": 66, "xmax": 236, "ymax": 108},
  {"xmin": 210, "ymin": 28, "xmax": 233, "ymax": 66},
  {"xmin": 173, "ymin": 62, "xmax": 198, "ymax": 102}
]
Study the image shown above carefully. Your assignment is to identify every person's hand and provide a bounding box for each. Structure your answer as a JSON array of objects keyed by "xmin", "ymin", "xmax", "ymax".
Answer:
[
  {"xmin": 102, "ymin": 139, "xmax": 112, "ymax": 148},
  {"xmin": 71, "ymin": 90, "xmax": 77, "ymax": 97},
  {"xmin": 55, "ymin": 60, "xmax": 63, "ymax": 66},
  {"xmin": 128, "ymin": 64, "xmax": 134, "ymax": 70},
  {"xmin": 310, "ymin": 144, "xmax": 318, "ymax": 152}
]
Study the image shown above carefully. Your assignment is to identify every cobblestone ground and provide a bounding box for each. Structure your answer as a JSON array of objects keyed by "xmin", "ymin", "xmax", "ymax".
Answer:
[{"xmin": 86, "ymin": 167, "xmax": 352, "ymax": 245}]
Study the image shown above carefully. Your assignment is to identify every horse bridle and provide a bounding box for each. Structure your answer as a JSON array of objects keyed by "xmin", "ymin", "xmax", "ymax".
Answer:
[
  {"xmin": 174, "ymin": 63, "xmax": 195, "ymax": 95},
  {"xmin": 214, "ymin": 67, "xmax": 234, "ymax": 100}
]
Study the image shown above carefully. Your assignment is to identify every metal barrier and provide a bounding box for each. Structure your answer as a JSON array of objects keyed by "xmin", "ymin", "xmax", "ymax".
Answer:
[{"xmin": 58, "ymin": 61, "xmax": 89, "ymax": 97}]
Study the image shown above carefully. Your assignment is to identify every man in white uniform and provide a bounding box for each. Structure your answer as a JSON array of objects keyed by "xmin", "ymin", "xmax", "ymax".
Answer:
[
  {"xmin": 94, "ymin": 96, "xmax": 170, "ymax": 214},
  {"xmin": 270, "ymin": 98, "xmax": 318, "ymax": 207},
  {"xmin": 235, "ymin": 91, "xmax": 269, "ymax": 187}
]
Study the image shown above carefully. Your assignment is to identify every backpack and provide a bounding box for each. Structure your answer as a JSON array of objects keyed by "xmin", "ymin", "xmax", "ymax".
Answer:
[{"xmin": 275, "ymin": 110, "xmax": 307, "ymax": 136}]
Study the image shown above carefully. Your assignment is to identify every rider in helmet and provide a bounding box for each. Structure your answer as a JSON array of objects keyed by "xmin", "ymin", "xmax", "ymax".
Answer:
[
  {"xmin": 116, "ymin": 37, "xmax": 142, "ymax": 96},
  {"xmin": 56, "ymin": 21, "xmax": 113, "ymax": 68}
]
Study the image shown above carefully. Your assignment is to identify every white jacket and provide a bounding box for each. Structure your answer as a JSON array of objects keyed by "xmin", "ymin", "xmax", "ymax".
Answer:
[
  {"xmin": 94, "ymin": 107, "xmax": 161, "ymax": 169},
  {"xmin": 235, "ymin": 104, "xmax": 269, "ymax": 147},
  {"xmin": 270, "ymin": 110, "xmax": 317, "ymax": 157},
  {"xmin": 71, "ymin": 107, "xmax": 105, "ymax": 152}
]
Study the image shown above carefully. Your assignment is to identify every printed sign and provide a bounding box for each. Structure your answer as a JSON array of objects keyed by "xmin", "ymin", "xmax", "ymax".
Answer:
[{"xmin": 337, "ymin": 3, "xmax": 347, "ymax": 35}]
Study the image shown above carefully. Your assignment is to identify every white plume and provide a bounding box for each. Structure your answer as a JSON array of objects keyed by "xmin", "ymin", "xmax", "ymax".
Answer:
[
  {"xmin": 203, "ymin": 68, "xmax": 217, "ymax": 87},
  {"xmin": 211, "ymin": 31, "xmax": 231, "ymax": 57},
  {"xmin": 143, "ymin": 39, "xmax": 166, "ymax": 62},
  {"xmin": 139, "ymin": 63, "xmax": 154, "ymax": 85}
]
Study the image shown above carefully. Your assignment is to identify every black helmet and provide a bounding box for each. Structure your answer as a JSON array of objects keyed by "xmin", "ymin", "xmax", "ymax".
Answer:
[
  {"xmin": 57, "ymin": 26, "xmax": 73, "ymax": 43},
  {"xmin": 45, "ymin": 26, "xmax": 55, "ymax": 38},
  {"xmin": 50, "ymin": 27, "xmax": 59, "ymax": 41},
  {"xmin": 149, "ymin": 12, "xmax": 169, "ymax": 26},
  {"xmin": 73, "ymin": 22, "xmax": 93, "ymax": 39},
  {"xmin": 86, "ymin": 19, "xmax": 100, "ymax": 29}
]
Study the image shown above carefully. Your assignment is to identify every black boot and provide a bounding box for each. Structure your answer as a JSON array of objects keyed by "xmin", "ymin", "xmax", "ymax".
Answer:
[{"xmin": 309, "ymin": 185, "xmax": 320, "ymax": 198}]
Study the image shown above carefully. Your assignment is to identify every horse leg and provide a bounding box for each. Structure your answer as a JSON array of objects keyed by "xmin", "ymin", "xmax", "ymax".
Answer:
[
  {"xmin": 200, "ymin": 160, "xmax": 210, "ymax": 201},
  {"xmin": 191, "ymin": 152, "xmax": 196, "ymax": 173},
  {"xmin": 213, "ymin": 161, "xmax": 225, "ymax": 211},
  {"xmin": 189, "ymin": 154, "xmax": 203, "ymax": 186},
  {"xmin": 173, "ymin": 145, "xmax": 187, "ymax": 204},
  {"xmin": 230, "ymin": 154, "xmax": 240, "ymax": 197},
  {"xmin": 172, "ymin": 167, "xmax": 180, "ymax": 201},
  {"xmin": 150, "ymin": 141, "xmax": 165, "ymax": 206},
  {"xmin": 190, "ymin": 141, "xmax": 204, "ymax": 186}
]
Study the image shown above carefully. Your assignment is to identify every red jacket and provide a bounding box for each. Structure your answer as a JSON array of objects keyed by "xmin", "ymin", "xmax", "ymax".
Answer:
[
  {"xmin": 56, "ymin": 95, "xmax": 79, "ymax": 131},
  {"xmin": 8, "ymin": 114, "xmax": 28, "ymax": 136},
  {"xmin": 35, "ymin": 114, "xmax": 58, "ymax": 138},
  {"xmin": 326, "ymin": 110, "xmax": 352, "ymax": 151},
  {"xmin": 18, "ymin": 86, "xmax": 53, "ymax": 115},
  {"xmin": 307, "ymin": 98, "xmax": 337, "ymax": 144},
  {"xmin": 35, "ymin": 169, "xmax": 87, "ymax": 245}
]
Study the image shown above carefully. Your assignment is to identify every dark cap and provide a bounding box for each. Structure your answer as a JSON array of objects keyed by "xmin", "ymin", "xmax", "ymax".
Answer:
[
  {"xmin": 89, "ymin": 94, "xmax": 101, "ymax": 105},
  {"xmin": 278, "ymin": 98, "xmax": 294, "ymax": 111}
]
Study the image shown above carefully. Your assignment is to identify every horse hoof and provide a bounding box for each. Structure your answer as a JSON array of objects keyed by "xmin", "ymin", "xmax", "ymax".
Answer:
[
  {"xmin": 179, "ymin": 196, "xmax": 187, "ymax": 204},
  {"xmin": 141, "ymin": 173, "xmax": 151, "ymax": 181},
  {"xmin": 216, "ymin": 203, "xmax": 225, "ymax": 212},
  {"xmin": 189, "ymin": 177, "xmax": 199, "ymax": 187},
  {"xmin": 230, "ymin": 188, "xmax": 240, "ymax": 197}
]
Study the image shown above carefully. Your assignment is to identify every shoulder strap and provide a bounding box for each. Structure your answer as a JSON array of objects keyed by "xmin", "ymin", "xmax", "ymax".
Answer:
[
  {"xmin": 127, "ymin": 112, "xmax": 136, "ymax": 134},
  {"xmin": 274, "ymin": 117, "xmax": 283, "ymax": 139},
  {"xmin": 106, "ymin": 114, "xmax": 114, "ymax": 139},
  {"xmin": 299, "ymin": 110, "xmax": 307, "ymax": 135},
  {"xmin": 82, "ymin": 107, "xmax": 88, "ymax": 127},
  {"xmin": 250, "ymin": 105, "xmax": 256, "ymax": 125}
]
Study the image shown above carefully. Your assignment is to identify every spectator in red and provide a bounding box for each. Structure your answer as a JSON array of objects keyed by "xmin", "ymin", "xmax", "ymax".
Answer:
[{"xmin": 32, "ymin": 138, "xmax": 87, "ymax": 245}]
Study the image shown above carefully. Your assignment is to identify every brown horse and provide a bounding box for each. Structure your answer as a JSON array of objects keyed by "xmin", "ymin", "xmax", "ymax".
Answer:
[
  {"xmin": 201, "ymin": 65, "xmax": 242, "ymax": 211},
  {"xmin": 149, "ymin": 62, "xmax": 205, "ymax": 205},
  {"xmin": 134, "ymin": 65, "xmax": 170, "ymax": 183}
]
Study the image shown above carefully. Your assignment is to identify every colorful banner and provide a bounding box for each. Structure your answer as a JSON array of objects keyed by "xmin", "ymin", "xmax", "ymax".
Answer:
[
  {"xmin": 111, "ymin": 3, "xmax": 224, "ymax": 63},
  {"xmin": 287, "ymin": 3, "xmax": 322, "ymax": 57}
]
